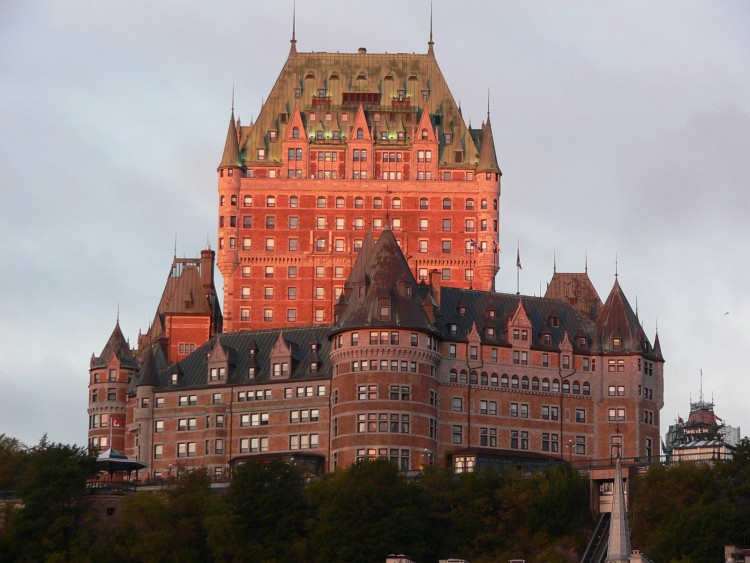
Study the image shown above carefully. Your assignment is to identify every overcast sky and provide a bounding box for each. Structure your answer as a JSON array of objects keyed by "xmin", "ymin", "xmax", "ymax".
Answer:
[{"xmin": 2, "ymin": 1, "xmax": 749, "ymax": 448}]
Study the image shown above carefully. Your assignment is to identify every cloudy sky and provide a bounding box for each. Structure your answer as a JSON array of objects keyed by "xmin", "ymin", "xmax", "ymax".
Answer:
[{"xmin": 2, "ymin": 1, "xmax": 749, "ymax": 448}]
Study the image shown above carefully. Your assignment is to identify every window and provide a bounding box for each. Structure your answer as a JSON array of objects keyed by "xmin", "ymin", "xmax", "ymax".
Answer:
[
  {"xmin": 542, "ymin": 433, "xmax": 559, "ymax": 453},
  {"xmin": 452, "ymin": 425, "xmax": 463, "ymax": 444},
  {"xmin": 263, "ymin": 308, "xmax": 273, "ymax": 322},
  {"xmin": 265, "ymin": 238, "xmax": 275, "ymax": 251},
  {"xmin": 288, "ymin": 265, "xmax": 297, "ymax": 278},
  {"xmin": 576, "ymin": 408, "xmax": 586, "ymax": 423},
  {"xmin": 576, "ymin": 436, "xmax": 586, "ymax": 455},
  {"xmin": 442, "ymin": 198, "xmax": 452, "ymax": 210},
  {"xmin": 287, "ymin": 308, "xmax": 297, "ymax": 322},
  {"xmin": 243, "ymin": 195, "xmax": 253, "ymax": 207},
  {"xmin": 452, "ymin": 397, "xmax": 463, "ymax": 412}
]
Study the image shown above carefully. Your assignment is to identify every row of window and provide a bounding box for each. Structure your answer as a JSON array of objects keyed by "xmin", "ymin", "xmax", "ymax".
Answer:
[
  {"xmin": 91, "ymin": 369, "xmax": 120, "ymax": 384},
  {"xmin": 224, "ymin": 215, "xmax": 498, "ymax": 234},
  {"xmin": 239, "ymin": 306, "xmax": 327, "ymax": 324},
  {"xmin": 334, "ymin": 331, "xmax": 438, "ymax": 351},
  {"xmin": 447, "ymin": 370, "xmax": 593, "ymax": 395},
  {"xmin": 241, "ymin": 285, "xmax": 340, "ymax": 301},
  {"xmin": 90, "ymin": 388, "xmax": 118, "ymax": 402},
  {"xmin": 356, "ymin": 413, "xmax": 410, "ymax": 434},
  {"xmin": 222, "ymin": 194, "xmax": 498, "ymax": 211},
  {"xmin": 450, "ymin": 426, "xmax": 588, "ymax": 454}
]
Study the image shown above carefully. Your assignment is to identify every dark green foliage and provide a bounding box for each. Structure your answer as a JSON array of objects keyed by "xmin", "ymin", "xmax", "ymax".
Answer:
[
  {"xmin": 4, "ymin": 429, "xmax": 750, "ymax": 563},
  {"xmin": 206, "ymin": 458, "xmax": 309, "ymax": 562},
  {"xmin": 0, "ymin": 436, "xmax": 98, "ymax": 562},
  {"xmin": 632, "ymin": 439, "xmax": 750, "ymax": 563},
  {"xmin": 306, "ymin": 459, "xmax": 434, "ymax": 563}
]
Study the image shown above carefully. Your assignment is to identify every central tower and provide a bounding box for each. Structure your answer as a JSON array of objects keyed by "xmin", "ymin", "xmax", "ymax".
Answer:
[{"xmin": 217, "ymin": 35, "xmax": 501, "ymax": 332}]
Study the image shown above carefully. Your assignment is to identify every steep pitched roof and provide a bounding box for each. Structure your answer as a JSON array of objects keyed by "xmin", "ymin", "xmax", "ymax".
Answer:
[
  {"xmin": 139, "ymin": 256, "xmax": 222, "ymax": 353},
  {"xmin": 91, "ymin": 322, "xmax": 137, "ymax": 369},
  {"xmin": 218, "ymin": 110, "xmax": 242, "ymax": 169},
  {"xmin": 544, "ymin": 271, "xmax": 603, "ymax": 321},
  {"xmin": 235, "ymin": 46, "xmax": 478, "ymax": 167},
  {"xmin": 594, "ymin": 279, "xmax": 654, "ymax": 356},
  {"xmin": 439, "ymin": 288, "xmax": 596, "ymax": 352},
  {"xmin": 334, "ymin": 228, "xmax": 435, "ymax": 334},
  {"xmin": 162, "ymin": 326, "xmax": 333, "ymax": 389}
]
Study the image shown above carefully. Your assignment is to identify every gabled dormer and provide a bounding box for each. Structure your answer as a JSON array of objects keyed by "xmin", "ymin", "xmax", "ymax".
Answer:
[
  {"xmin": 412, "ymin": 106, "xmax": 439, "ymax": 180},
  {"xmin": 467, "ymin": 322, "xmax": 482, "ymax": 368},
  {"xmin": 347, "ymin": 105, "xmax": 374, "ymax": 180},
  {"xmin": 207, "ymin": 338, "xmax": 232, "ymax": 385},
  {"xmin": 559, "ymin": 331, "xmax": 574, "ymax": 371},
  {"xmin": 282, "ymin": 105, "xmax": 308, "ymax": 179},
  {"xmin": 508, "ymin": 300, "xmax": 532, "ymax": 349},
  {"xmin": 270, "ymin": 332, "xmax": 293, "ymax": 379}
]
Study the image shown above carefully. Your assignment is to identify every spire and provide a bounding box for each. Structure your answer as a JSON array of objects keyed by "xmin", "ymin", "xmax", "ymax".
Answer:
[
  {"xmin": 427, "ymin": 2, "xmax": 434, "ymax": 56},
  {"xmin": 218, "ymin": 105, "xmax": 242, "ymax": 170},
  {"xmin": 606, "ymin": 456, "xmax": 632, "ymax": 562},
  {"xmin": 92, "ymin": 321, "xmax": 138, "ymax": 369},
  {"xmin": 290, "ymin": 1, "xmax": 297, "ymax": 55},
  {"xmin": 585, "ymin": 250, "xmax": 588, "ymax": 274},
  {"xmin": 553, "ymin": 250, "xmax": 557, "ymax": 274},
  {"xmin": 136, "ymin": 346, "xmax": 160, "ymax": 387},
  {"xmin": 594, "ymin": 278, "xmax": 649, "ymax": 354},
  {"xmin": 476, "ymin": 99, "xmax": 500, "ymax": 173}
]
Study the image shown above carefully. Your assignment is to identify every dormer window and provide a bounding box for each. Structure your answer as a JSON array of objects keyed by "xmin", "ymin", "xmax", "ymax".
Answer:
[
  {"xmin": 248, "ymin": 367, "xmax": 255, "ymax": 379},
  {"xmin": 611, "ymin": 338, "xmax": 622, "ymax": 351},
  {"xmin": 292, "ymin": 127, "xmax": 300, "ymax": 139},
  {"xmin": 542, "ymin": 333, "xmax": 551, "ymax": 345},
  {"xmin": 378, "ymin": 299, "xmax": 390, "ymax": 320},
  {"xmin": 209, "ymin": 367, "xmax": 225, "ymax": 382},
  {"xmin": 487, "ymin": 310, "xmax": 496, "ymax": 318},
  {"xmin": 550, "ymin": 316, "xmax": 560, "ymax": 327},
  {"xmin": 171, "ymin": 373, "xmax": 178, "ymax": 385},
  {"xmin": 273, "ymin": 362, "xmax": 289, "ymax": 377},
  {"xmin": 449, "ymin": 323, "xmax": 458, "ymax": 335},
  {"xmin": 577, "ymin": 336, "xmax": 587, "ymax": 348},
  {"xmin": 485, "ymin": 327, "xmax": 495, "ymax": 339},
  {"xmin": 458, "ymin": 306, "xmax": 466, "ymax": 316},
  {"xmin": 311, "ymin": 343, "xmax": 318, "ymax": 352}
]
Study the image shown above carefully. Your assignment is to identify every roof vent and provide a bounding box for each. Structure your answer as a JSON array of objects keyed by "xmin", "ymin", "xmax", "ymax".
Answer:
[{"xmin": 358, "ymin": 47, "xmax": 367, "ymax": 54}]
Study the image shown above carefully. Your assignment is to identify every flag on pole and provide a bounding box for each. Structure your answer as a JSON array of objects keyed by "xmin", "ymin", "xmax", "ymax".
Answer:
[
  {"xmin": 112, "ymin": 418, "xmax": 121, "ymax": 427},
  {"xmin": 516, "ymin": 247, "xmax": 522, "ymax": 269},
  {"xmin": 470, "ymin": 239, "xmax": 483, "ymax": 252}
]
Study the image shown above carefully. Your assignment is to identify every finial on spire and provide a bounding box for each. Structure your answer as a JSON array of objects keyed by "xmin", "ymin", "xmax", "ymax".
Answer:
[
  {"xmin": 635, "ymin": 295, "xmax": 639, "ymax": 318},
  {"xmin": 487, "ymin": 89, "xmax": 490, "ymax": 121},
  {"xmin": 553, "ymin": 250, "xmax": 557, "ymax": 274},
  {"xmin": 615, "ymin": 253, "xmax": 618, "ymax": 279},
  {"xmin": 116, "ymin": 304, "xmax": 120, "ymax": 324},
  {"xmin": 174, "ymin": 233, "xmax": 177, "ymax": 258},
  {"xmin": 585, "ymin": 249, "xmax": 588, "ymax": 274},
  {"xmin": 231, "ymin": 85, "xmax": 235, "ymax": 113}
]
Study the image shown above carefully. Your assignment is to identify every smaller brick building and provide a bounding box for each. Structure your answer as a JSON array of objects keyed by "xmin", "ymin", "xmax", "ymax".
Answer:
[{"xmin": 89, "ymin": 228, "xmax": 663, "ymax": 479}]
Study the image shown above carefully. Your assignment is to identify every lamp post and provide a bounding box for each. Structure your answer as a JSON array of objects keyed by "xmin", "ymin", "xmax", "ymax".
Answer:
[{"xmin": 567, "ymin": 439, "xmax": 574, "ymax": 462}]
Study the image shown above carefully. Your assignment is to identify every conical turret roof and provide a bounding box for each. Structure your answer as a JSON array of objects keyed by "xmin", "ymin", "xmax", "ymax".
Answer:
[
  {"xmin": 91, "ymin": 321, "xmax": 137, "ymax": 369},
  {"xmin": 476, "ymin": 114, "xmax": 501, "ymax": 173},
  {"xmin": 594, "ymin": 279, "xmax": 650, "ymax": 355},
  {"xmin": 218, "ymin": 110, "xmax": 242, "ymax": 170},
  {"xmin": 333, "ymin": 229, "xmax": 435, "ymax": 334},
  {"xmin": 136, "ymin": 346, "xmax": 160, "ymax": 387}
]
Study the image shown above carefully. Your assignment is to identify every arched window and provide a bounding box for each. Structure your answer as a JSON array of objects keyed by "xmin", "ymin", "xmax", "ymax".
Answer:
[
  {"xmin": 551, "ymin": 378, "xmax": 560, "ymax": 393},
  {"xmin": 491, "ymin": 373, "xmax": 499, "ymax": 387},
  {"xmin": 481, "ymin": 198, "xmax": 488, "ymax": 209},
  {"xmin": 562, "ymin": 380, "xmax": 570, "ymax": 393},
  {"xmin": 373, "ymin": 197, "xmax": 383, "ymax": 209},
  {"xmin": 449, "ymin": 369, "xmax": 458, "ymax": 383},
  {"xmin": 230, "ymin": 195, "xmax": 237, "ymax": 206},
  {"xmin": 542, "ymin": 378, "xmax": 550, "ymax": 392},
  {"xmin": 572, "ymin": 381, "xmax": 581, "ymax": 394},
  {"xmin": 419, "ymin": 197, "xmax": 428, "ymax": 209},
  {"xmin": 521, "ymin": 376, "xmax": 529, "ymax": 390},
  {"xmin": 582, "ymin": 382, "xmax": 591, "ymax": 395},
  {"xmin": 470, "ymin": 371, "xmax": 478, "ymax": 385},
  {"xmin": 355, "ymin": 196, "xmax": 364, "ymax": 209},
  {"xmin": 511, "ymin": 375, "xmax": 519, "ymax": 389},
  {"xmin": 459, "ymin": 370, "xmax": 468, "ymax": 384},
  {"xmin": 336, "ymin": 196, "xmax": 345, "ymax": 208},
  {"xmin": 392, "ymin": 197, "xmax": 401, "ymax": 209},
  {"xmin": 501, "ymin": 374, "xmax": 509, "ymax": 388},
  {"xmin": 532, "ymin": 377, "xmax": 540, "ymax": 391}
]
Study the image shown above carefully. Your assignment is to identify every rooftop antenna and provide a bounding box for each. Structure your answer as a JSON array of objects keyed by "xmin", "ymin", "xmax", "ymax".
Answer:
[{"xmin": 174, "ymin": 233, "xmax": 178, "ymax": 258}]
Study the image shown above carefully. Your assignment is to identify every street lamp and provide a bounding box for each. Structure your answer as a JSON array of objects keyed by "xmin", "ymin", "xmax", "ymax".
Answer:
[{"xmin": 567, "ymin": 439, "xmax": 574, "ymax": 462}]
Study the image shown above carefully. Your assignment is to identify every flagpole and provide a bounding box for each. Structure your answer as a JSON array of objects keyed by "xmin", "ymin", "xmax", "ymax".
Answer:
[
  {"xmin": 516, "ymin": 240, "xmax": 522, "ymax": 295},
  {"xmin": 469, "ymin": 243, "xmax": 474, "ymax": 290}
]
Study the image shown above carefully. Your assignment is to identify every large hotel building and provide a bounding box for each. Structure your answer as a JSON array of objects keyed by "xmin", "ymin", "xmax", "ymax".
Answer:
[{"xmin": 87, "ymin": 29, "xmax": 664, "ymax": 480}]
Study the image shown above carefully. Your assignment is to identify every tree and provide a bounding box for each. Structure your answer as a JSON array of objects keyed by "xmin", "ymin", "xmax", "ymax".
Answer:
[{"xmin": 0, "ymin": 436, "xmax": 97, "ymax": 562}]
